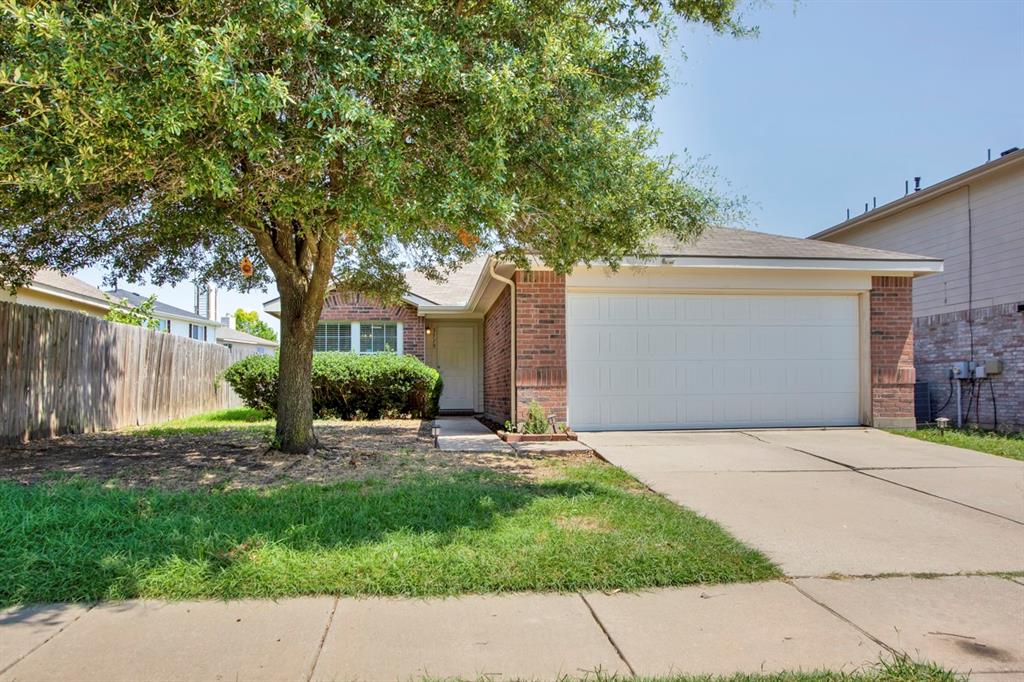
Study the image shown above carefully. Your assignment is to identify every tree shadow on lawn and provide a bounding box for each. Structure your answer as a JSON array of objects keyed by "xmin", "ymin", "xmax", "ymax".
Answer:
[{"xmin": 0, "ymin": 471, "xmax": 616, "ymax": 607}]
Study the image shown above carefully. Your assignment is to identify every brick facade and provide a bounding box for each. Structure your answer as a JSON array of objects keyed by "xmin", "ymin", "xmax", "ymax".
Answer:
[
  {"xmin": 482, "ymin": 287, "xmax": 511, "ymax": 423},
  {"xmin": 514, "ymin": 270, "xmax": 567, "ymax": 422},
  {"xmin": 869, "ymin": 276, "xmax": 916, "ymax": 428},
  {"xmin": 914, "ymin": 302, "xmax": 1023, "ymax": 432},
  {"xmin": 318, "ymin": 291, "xmax": 426, "ymax": 361}
]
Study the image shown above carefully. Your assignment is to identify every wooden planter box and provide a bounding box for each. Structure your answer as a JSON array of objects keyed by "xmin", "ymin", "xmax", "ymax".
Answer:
[{"xmin": 498, "ymin": 430, "xmax": 578, "ymax": 443}]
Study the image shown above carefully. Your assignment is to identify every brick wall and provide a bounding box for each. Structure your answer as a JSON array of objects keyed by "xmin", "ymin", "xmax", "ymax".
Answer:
[
  {"xmin": 318, "ymin": 291, "xmax": 426, "ymax": 361},
  {"xmin": 870, "ymin": 276, "xmax": 916, "ymax": 428},
  {"xmin": 914, "ymin": 302, "xmax": 1023, "ymax": 432},
  {"xmin": 514, "ymin": 270, "xmax": 567, "ymax": 422},
  {"xmin": 482, "ymin": 287, "xmax": 511, "ymax": 423}
]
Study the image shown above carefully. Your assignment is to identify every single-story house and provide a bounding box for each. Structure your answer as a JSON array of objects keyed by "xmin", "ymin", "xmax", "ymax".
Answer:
[
  {"xmin": 265, "ymin": 227, "xmax": 942, "ymax": 431},
  {"xmin": 0, "ymin": 268, "xmax": 111, "ymax": 316},
  {"xmin": 810, "ymin": 147, "xmax": 1023, "ymax": 431},
  {"xmin": 216, "ymin": 314, "xmax": 279, "ymax": 354},
  {"xmin": 108, "ymin": 288, "xmax": 220, "ymax": 342}
]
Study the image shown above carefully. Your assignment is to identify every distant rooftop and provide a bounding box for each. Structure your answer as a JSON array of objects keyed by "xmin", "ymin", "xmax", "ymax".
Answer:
[
  {"xmin": 106, "ymin": 288, "xmax": 217, "ymax": 324},
  {"xmin": 810, "ymin": 146, "xmax": 1024, "ymax": 240},
  {"xmin": 217, "ymin": 325, "xmax": 278, "ymax": 347},
  {"xmin": 32, "ymin": 269, "xmax": 109, "ymax": 304}
]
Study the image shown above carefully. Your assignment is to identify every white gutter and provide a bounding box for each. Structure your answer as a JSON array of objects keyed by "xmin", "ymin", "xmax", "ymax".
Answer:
[{"xmin": 488, "ymin": 258, "xmax": 517, "ymax": 425}]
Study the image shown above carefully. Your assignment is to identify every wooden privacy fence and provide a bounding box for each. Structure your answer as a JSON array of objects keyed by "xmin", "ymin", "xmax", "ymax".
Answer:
[{"xmin": 0, "ymin": 301, "xmax": 259, "ymax": 444}]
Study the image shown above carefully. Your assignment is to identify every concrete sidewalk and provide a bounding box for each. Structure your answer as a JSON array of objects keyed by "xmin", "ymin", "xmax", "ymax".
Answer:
[{"xmin": 3, "ymin": 576, "xmax": 1021, "ymax": 681}]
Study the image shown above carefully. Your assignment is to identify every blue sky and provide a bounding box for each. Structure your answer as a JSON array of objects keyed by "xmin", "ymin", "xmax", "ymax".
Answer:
[
  {"xmin": 76, "ymin": 0, "xmax": 1024, "ymax": 331},
  {"xmin": 658, "ymin": 0, "xmax": 1024, "ymax": 235}
]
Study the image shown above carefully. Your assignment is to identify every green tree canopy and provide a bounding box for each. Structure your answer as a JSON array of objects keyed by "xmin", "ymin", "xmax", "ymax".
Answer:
[
  {"xmin": 234, "ymin": 308, "xmax": 278, "ymax": 342},
  {"xmin": 104, "ymin": 293, "xmax": 161, "ymax": 330},
  {"xmin": 1, "ymin": 0, "xmax": 748, "ymax": 450}
]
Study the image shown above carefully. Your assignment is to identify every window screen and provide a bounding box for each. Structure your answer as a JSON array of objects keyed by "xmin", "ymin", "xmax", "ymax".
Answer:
[
  {"xmin": 314, "ymin": 322, "xmax": 352, "ymax": 352},
  {"xmin": 360, "ymin": 323, "xmax": 398, "ymax": 353}
]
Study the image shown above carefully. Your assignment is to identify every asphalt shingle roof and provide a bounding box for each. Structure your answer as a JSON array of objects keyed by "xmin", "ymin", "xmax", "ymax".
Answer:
[
  {"xmin": 402, "ymin": 256, "xmax": 490, "ymax": 307},
  {"xmin": 32, "ymin": 269, "xmax": 109, "ymax": 303},
  {"xmin": 106, "ymin": 288, "xmax": 214, "ymax": 324},
  {"xmin": 647, "ymin": 227, "xmax": 941, "ymax": 261},
  {"xmin": 217, "ymin": 326, "xmax": 279, "ymax": 347}
]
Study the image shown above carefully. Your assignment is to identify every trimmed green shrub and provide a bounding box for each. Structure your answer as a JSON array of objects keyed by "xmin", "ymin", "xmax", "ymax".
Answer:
[{"xmin": 222, "ymin": 352, "xmax": 442, "ymax": 420}]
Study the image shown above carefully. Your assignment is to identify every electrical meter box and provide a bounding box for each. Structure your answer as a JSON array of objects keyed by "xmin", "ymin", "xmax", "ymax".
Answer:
[{"xmin": 950, "ymin": 361, "xmax": 970, "ymax": 378}]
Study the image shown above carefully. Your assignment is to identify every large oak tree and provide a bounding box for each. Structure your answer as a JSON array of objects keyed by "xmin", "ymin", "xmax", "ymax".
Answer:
[{"xmin": 1, "ymin": 0, "xmax": 747, "ymax": 452}]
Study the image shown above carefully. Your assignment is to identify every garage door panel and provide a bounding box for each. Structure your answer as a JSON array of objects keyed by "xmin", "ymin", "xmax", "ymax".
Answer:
[{"xmin": 568, "ymin": 293, "xmax": 861, "ymax": 430}]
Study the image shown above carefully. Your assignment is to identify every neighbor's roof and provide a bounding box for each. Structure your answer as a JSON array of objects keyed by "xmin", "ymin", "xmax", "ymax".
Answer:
[
  {"xmin": 107, "ymin": 289, "xmax": 217, "ymax": 325},
  {"xmin": 402, "ymin": 256, "xmax": 491, "ymax": 307},
  {"xmin": 648, "ymin": 227, "xmax": 942, "ymax": 262},
  {"xmin": 31, "ymin": 269, "xmax": 110, "ymax": 304},
  {"xmin": 217, "ymin": 326, "xmax": 278, "ymax": 347},
  {"xmin": 809, "ymin": 146, "xmax": 1024, "ymax": 240}
]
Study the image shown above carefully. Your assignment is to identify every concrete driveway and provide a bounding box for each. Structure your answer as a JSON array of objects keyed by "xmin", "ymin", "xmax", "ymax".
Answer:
[{"xmin": 580, "ymin": 428, "xmax": 1024, "ymax": 577}]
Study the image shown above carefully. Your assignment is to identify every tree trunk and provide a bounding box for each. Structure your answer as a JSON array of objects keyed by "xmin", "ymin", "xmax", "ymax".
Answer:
[
  {"xmin": 246, "ymin": 222, "xmax": 339, "ymax": 454},
  {"xmin": 274, "ymin": 283, "xmax": 320, "ymax": 453}
]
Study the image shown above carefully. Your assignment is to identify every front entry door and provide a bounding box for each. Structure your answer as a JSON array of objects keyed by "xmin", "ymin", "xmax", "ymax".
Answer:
[{"xmin": 436, "ymin": 326, "xmax": 475, "ymax": 411}]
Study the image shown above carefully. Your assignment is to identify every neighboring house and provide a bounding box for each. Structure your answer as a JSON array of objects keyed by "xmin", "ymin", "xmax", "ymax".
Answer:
[
  {"xmin": 216, "ymin": 314, "xmax": 279, "ymax": 354},
  {"xmin": 0, "ymin": 269, "xmax": 110, "ymax": 316},
  {"xmin": 810, "ymin": 148, "xmax": 1023, "ymax": 431},
  {"xmin": 266, "ymin": 227, "xmax": 941, "ymax": 431},
  {"xmin": 107, "ymin": 289, "xmax": 220, "ymax": 342}
]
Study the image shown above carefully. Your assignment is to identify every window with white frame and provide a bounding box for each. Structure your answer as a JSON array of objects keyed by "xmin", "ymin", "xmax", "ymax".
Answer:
[
  {"xmin": 360, "ymin": 322, "xmax": 399, "ymax": 353},
  {"xmin": 314, "ymin": 322, "xmax": 352, "ymax": 352},
  {"xmin": 188, "ymin": 324, "xmax": 206, "ymax": 341}
]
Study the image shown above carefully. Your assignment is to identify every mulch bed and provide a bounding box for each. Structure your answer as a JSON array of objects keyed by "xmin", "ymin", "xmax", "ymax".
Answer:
[{"xmin": 0, "ymin": 420, "xmax": 593, "ymax": 491}]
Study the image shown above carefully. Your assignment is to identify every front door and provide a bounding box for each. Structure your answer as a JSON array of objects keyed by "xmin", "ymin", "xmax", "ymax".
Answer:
[{"xmin": 436, "ymin": 326, "xmax": 476, "ymax": 411}]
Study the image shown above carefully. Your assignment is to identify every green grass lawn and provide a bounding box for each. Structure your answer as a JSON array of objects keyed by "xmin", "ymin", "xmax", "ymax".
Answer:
[
  {"xmin": 0, "ymin": 460, "xmax": 779, "ymax": 607},
  {"xmin": 890, "ymin": 427, "xmax": 1024, "ymax": 461},
  {"xmin": 130, "ymin": 407, "xmax": 274, "ymax": 436},
  {"xmin": 448, "ymin": 654, "xmax": 962, "ymax": 681}
]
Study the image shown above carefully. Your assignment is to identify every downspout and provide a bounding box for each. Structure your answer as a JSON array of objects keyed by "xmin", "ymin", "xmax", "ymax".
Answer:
[{"xmin": 488, "ymin": 259, "xmax": 517, "ymax": 425}]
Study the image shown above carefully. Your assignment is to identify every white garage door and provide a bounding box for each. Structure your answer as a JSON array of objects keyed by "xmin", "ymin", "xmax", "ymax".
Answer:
[{"xmin": 567, "ymin": 293, "xmax": 861, "ymax": 430}]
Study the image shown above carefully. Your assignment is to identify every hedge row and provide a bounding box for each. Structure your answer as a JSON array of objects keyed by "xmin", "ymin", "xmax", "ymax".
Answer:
[{"xmin": 222, "ymin": 352, "xmax": 442, "ymax": 420}]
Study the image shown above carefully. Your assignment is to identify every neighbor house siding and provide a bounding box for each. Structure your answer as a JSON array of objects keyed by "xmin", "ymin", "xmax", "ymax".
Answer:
[
  {"xmin": 482, "ymin": 286, "xmax": 512, "ymax": 423},
  {"xmin": 318, "ymin": 292, "xmax": 426, "ymax": 361},
  {"xmin": 869, "ymin": 276, "xmax": 916, "ymax": 428},
  {"xmin": 0, "ymin": 288, "xmax": 107, "ymax": 317},
  {"xmin": 514, "ymin": 270, "xmax": 566, "ymax": 423},
  {"xmin": 819, "ymin": 162, "xmax": 1023, "ymax": 318},
  {"xmin": 820, "ymin": 161, "xmax": 1022, "ymax": 430}
]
